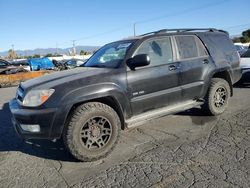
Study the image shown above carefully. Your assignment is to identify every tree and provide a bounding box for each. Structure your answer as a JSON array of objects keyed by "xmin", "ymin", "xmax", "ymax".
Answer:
[
  {"xmin": 33, "ymin": 54, "xmax": 41, "ymax": 58},
  {"xmin": 80, "ymin": 50, "xmax": 91, "ymax": 55},
  {"xmin": 45, "ymin": 53, "xmax": 53, "ymax": 57},
  {"xmin": 232, "ymin": 28, "xmax": 250, "ymax": 43},
  {"xmin": 242, "ymin": 29, "xmax": 250, "ymax": 42},
  {"xmin": 7, "ymin": 49, "xmax": 17, "ymax": 59},
  {"xmin": 232, "ymin": 37, "xmax": 241, "ymax": 43}
]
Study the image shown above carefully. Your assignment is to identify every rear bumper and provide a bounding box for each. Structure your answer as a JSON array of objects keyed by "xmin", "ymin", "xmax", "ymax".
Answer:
[{"xmin": 9, "ymin": 99, "xmax": 58, "ymax": 139}]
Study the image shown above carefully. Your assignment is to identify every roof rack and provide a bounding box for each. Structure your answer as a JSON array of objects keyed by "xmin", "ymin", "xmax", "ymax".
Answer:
[{"xmin": 140, "ymin": 28, "xmax": 228, "ymax": 37}]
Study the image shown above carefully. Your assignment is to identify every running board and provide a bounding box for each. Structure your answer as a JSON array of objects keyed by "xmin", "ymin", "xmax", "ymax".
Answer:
[{"xmin": 126, "ymin": 100, "xmax": 203, "ymax": 128}]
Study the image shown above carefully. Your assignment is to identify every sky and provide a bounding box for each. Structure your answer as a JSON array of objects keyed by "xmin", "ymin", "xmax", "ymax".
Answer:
[{"xmin": 0, "ymin": 0, "xmax": 250, "ymax": 52}]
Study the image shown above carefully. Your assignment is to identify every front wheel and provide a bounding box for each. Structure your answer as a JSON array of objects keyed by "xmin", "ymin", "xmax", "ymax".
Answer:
[
  {"xmin": 201, "ymin": 78, "xmax": 231, "ymax": 116},
  {"xmin": 63, "ymin": 102, "xmax": 121, "ymax": 162}
]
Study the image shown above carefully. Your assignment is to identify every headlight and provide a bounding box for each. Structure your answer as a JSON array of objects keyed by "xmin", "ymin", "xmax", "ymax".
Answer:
[{"xmin": 23, "ymin": 89, "xmax": 55, "ymax": 107}]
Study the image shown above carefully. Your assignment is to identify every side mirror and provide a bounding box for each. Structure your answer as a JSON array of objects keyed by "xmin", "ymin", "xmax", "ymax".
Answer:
[{"xmin": 127, "ymin": 54, "xmax": 150, "ymax": 70}]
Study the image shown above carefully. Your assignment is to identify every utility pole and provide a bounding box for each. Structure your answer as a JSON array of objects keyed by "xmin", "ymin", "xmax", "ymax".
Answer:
[
  {"xmin": 72, "ymin": 40, "xmax": 76, "ymax": 56},
  {"xmin": 133, "ymin": 23, "xmax": 136, "ymax": 37},
  {"xmin": 56, "ymin": 42, "xmax": 58, "ymax": 55},
  {"xmin": 11, "ymin": 44, "xmax": 15, "ymax": 60}
]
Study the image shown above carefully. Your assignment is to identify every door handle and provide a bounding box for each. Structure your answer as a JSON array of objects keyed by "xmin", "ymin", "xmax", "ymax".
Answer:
[
  {"xmin": 169, "ymin": 65, "xmax": 177, "ymax": 71},
  {"xmin": 203, "ymin": 59, "xmax": 209, "ymax": 64}
]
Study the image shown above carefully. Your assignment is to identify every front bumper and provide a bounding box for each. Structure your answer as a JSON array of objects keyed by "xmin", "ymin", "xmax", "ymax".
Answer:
[{"xmin": 9, "ymin": 99, "xmax": 58, "ymax": 139}]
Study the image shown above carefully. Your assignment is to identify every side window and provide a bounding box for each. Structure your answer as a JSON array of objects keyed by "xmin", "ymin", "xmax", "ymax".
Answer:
[
  {"xmin": 175, "ymin": 36, "xmax": 198, "ymax": 59},
  {"xmin": 195, "ymin": 37, "xmax": 208, "ymax": 57},
  {"xmin": 134, "ymin": 37, "xmax": 173, "ymax": 66}
]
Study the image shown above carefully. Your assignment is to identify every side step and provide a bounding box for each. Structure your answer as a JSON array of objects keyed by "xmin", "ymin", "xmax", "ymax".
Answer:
[{"xmin": 126, "ymin": 100, "xmax": 203, "ymax": 128}]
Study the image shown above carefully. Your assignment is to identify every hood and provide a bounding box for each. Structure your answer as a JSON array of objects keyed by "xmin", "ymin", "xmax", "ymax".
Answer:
[{"xmin": 21, "ymin": 67, "xmax": 111, "ymax": 90}]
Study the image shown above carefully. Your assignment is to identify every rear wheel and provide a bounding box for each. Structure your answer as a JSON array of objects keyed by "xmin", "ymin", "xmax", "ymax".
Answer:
[
  {"xmin": 201, "ymin": 78, "xmax": 230, "ymax": 116},
  {"xmin": 63, "ymin": 102, "xmax": 121, "ymax": 162}
]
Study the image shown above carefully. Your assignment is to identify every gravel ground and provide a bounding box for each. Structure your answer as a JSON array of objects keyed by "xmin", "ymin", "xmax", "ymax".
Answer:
[{"xmin": 0, "ymin": 84, "xmax": 250, "ymax": 188}]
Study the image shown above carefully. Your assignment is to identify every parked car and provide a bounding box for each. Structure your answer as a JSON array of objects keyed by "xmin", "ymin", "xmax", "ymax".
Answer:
[
  {"xmin": 61, "ymin": 59, "xmax": 87, "ymax": 69},
  {"xmin": 51, "ymin": 59, "xmax": 67, "ymax": 71},
  {"xmin": 0, "ymin": 59, "xmax": 27, "ymax": 75},
  {"xmin": 234, "ymin": 44, "xmax": 247, "ymax": 56},
  {"xmin": 9, "ymin": 28, "xmax": 241, "ymax": 161},
  {"xmin": 11, "ymin": 60, "xmax": 31, "ymax": 71},
  {"xmin": 239, "ymin": 49, "xmax": 250, "ymax": 83}
]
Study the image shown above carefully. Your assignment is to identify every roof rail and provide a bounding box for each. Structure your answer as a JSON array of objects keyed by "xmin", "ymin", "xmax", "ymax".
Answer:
[{"xmin": 140, "ymin": 28, "xmax": 228, "ymax": 37}]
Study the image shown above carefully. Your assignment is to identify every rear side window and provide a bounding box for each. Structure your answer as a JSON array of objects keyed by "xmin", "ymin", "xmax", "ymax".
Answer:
[
  {"xmin": 175, "ymin": 36, "xmax": 198, "ymax": 59},
  {"xmin": 175, "ymin": 35, "xmax": 208, "ymax": 60},
  {"xmin": 195, "ymin": 37, "xmax": 208, "ymax": 57},
  {"xmin": 134, "ymin": 37, "xmax": 173, "ymax": 66}
]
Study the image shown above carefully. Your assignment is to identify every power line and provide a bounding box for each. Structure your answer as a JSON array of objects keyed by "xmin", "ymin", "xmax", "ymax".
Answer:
[
  {"xmin": 133, "ymin": 23, "xmax": 136, "ymax": 37},
  {"xmin": 57, "ymin": 0, "xmax": 245, "ymax": 47},
  {"xmin": 57, "ymin": 26, "xmax": 130, "ymax": 46},
  {"xmin": 222, "ymin": 23, "xmax": 250, "ymax": 29},
  {"xmin": 137, "ymin": 0, "xmax": 229, "ymax": 25}
]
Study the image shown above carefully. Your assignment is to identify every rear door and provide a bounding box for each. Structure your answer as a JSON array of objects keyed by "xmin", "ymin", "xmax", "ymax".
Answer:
[
  {"xmin": 174, "ymin": 35, "xmax": 213, "ymax": 101},
  {"xmin": 127, "ymin": 36, "xmax": 182, "ymax": 115}
]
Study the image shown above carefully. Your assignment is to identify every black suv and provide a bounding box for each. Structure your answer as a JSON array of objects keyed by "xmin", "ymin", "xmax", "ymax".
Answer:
[{"xmin": 9, "ymin": 28, "xmax": 242, "ymax": 161}]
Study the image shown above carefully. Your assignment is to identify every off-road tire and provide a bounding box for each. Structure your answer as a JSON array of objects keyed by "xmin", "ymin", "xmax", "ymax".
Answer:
[
  {"xmin": 201, "ymin": 78, "xmax": 230, "ymax": 116},
  {"xmin": 63, "ymin": 102, "xmax": 121, "ymax": 162}
]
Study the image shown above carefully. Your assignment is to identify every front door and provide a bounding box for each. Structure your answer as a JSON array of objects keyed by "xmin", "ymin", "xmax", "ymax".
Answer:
[{"xmin": 127, "ymin": 37, "xmax": 181, "ymax": 116}]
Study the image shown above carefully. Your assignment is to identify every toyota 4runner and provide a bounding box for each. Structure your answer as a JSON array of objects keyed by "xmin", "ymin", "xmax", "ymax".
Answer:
[{"xmin": 9, "ymin": 28, "xmax": 242, "ymax": 161}]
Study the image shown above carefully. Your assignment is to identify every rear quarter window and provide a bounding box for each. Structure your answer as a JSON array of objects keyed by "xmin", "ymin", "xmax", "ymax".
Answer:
[
  {"xmin": 195, "ymin": 37, "xmax": 208, "ymax": 57},
  {"xmin": 175, "ymin": 35, "xmax": 208, "ymax": 60},
  {"xmin": 175, "ymin": 36, "xmax": 198, "ymax": 59}
]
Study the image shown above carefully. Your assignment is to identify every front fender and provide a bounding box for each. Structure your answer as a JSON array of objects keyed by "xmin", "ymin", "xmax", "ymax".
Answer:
[
  {"xmin": 49, "ymin": 83, "xmax": 131, "ymax": 138},
  {"xmin": 60, "ymin": 83, "xmax": 130, "ymax": 113}
]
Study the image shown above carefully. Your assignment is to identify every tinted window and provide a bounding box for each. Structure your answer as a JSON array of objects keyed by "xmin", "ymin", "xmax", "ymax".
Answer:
[
  {"xmin": 175, "ymin": 36, "xmax": 198, "ymax": 59},
  {"xmin": 134, "ymin": 37, "xmax": 173, "ymax": 66},
  {"xmin": 196, "ymin": 37, "xmax": 208, "ymax": 57}
]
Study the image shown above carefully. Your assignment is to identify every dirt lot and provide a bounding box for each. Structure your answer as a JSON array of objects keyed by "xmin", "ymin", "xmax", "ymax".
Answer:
[{"xmin": 0, "ymin": 84, "xmax": 250, "ymax": 188}]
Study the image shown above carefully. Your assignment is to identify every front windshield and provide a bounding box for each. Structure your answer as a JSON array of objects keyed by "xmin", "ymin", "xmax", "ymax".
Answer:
[{"xmin": 83, "ymin": 41, "xmax": 134, "ymax": 68}]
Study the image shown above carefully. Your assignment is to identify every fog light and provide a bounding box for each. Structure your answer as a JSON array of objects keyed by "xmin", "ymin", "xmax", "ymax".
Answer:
[{"xmin": 20, "ymin": 124, "xmax": 40, "ymax": 133}]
